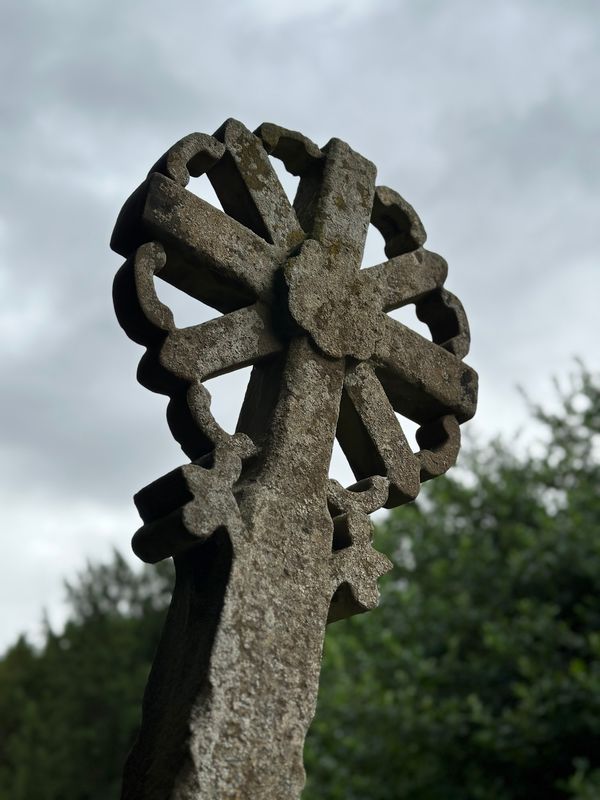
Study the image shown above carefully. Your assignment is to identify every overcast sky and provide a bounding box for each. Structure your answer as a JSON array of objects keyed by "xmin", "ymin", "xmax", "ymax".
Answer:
[{"xmin": 1, "ymin": 0, "xmax": 598, "ymax": 650}]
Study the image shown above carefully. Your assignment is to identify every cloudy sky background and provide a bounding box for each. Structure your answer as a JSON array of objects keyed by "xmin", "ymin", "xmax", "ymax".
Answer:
[{"xmin": 1, "ymin": 0, "xmax": 598, "ymax": 650}]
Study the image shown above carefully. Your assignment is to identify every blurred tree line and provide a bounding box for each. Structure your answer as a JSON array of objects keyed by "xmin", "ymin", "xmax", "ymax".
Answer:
[{"xmin": 1, "ymin": 367, "xmax": 599, "ymax": 799}]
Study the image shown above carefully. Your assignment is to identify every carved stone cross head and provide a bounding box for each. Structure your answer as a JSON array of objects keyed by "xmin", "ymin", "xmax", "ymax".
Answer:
[{"xmin": 111, "ymin": 119, "xmax": 477, "ymax": 800}]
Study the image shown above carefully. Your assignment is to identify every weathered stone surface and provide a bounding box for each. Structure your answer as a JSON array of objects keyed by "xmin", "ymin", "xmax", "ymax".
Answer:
[{"xmin": 112, "ymin": 120, "xmax": 478, "ymax": 799}]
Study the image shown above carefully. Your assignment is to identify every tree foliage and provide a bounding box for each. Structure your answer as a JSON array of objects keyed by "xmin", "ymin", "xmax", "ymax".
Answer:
[
  {"xmin": 0, "ymin": 367, "xmax": 599, "ymax": 799},
  {"xmin": 304, "ymin": 367, "xmax": 600, "ymax": 799},
  {"xmin": 0, "ymin": 555, "xmax": 173, "ymax": 800}
]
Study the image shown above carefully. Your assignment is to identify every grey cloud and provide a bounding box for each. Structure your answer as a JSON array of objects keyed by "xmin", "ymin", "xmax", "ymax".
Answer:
[{"xmin": 1, "ymin": 0, "xmax": 599, "ymax": 648}]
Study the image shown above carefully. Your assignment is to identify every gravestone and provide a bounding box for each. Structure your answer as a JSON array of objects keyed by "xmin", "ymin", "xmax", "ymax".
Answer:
[{"xmin": 111, "ymin": 119, "xmax": 477, "ymax": 800}]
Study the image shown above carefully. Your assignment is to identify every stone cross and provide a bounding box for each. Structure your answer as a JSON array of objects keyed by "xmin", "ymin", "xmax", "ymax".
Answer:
[{"xmin": 111, "ymin": 119, "xmax": 477, "ymax": 800}]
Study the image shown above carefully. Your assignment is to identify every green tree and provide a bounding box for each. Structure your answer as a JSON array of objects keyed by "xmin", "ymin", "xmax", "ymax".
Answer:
[
  {"xmin": 304, "ymin": 367, "xmax": 600, "ymax": 799},
  {"xmin": 0, "ymin": 554, "xmax": 173, "ymax": 800}
]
